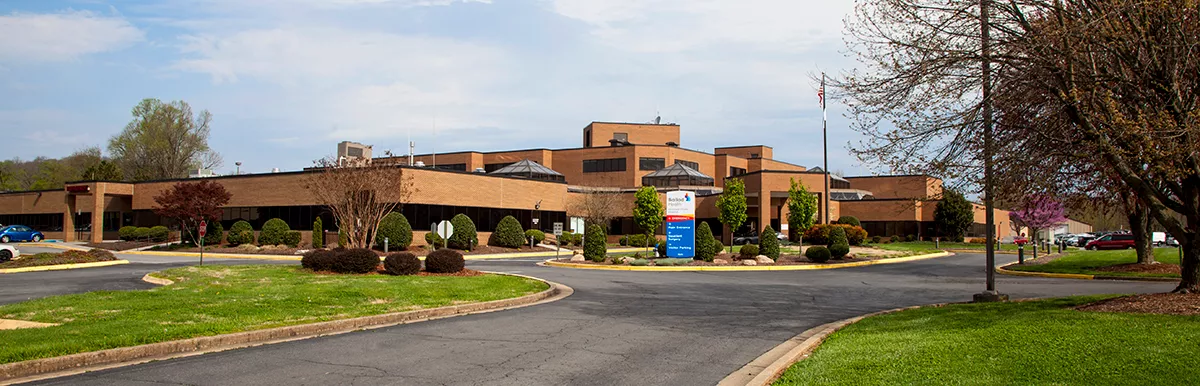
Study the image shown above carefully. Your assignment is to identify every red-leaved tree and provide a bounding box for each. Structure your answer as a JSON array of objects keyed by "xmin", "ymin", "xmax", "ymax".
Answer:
[
  {"xmin": 153, "ymin": 180, "xmax": 232, "ymax": 244},
  {"xmin": 1009, "ymin": 196, "xmax": 1068, "ymax": 243}
]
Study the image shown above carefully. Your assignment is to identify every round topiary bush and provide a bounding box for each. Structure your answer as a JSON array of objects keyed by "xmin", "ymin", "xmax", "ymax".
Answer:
[
  {"xmin": 204, "ymin": 222, "xmax": 224, "ymax": 246},
  {"xmin": 119, "ymin": 226, "xmax": 138, "ymax": 241},
  {"xmin": 526, "ymin": 229, "xmax": 545, "ymax": 244},
  {"xmin": 383, "ymin": 252, "xmax": 421, "ymax": 275},
  {"xmin": 906, "ymin": 234, "xmax": 916, "ymax": 242},
  {"xmin": 132, "ymin": 227, "xmax": 151, "ymax": 241},
  {"xmin": 584, "ymin": 222, "xmax": 608, "ymax": 262},
  {"xmin": 759, "ymin": 226, "xmax": 780, "ymax": 260},
  {"xmin": 301, "ymin": 249, "xmax": 335, "ymax": 271},
  {"xmin": 872, "ymin": 235, "xmax": 882, "ymax": 244},
  {"xmin": 330, "ymin": 248, "xmax": 380, "ymax": 274},
  {"xmin": 448, "ymin": 214, "xmax": 477, "ymax": 250},
  {"xmin": 425, "ymin": 248, "xmax": 465, "ymax": 273},
  {"xmin": 835, "ymin": 215, "xmax": 861, "ymax": 227},
  {"xmin": 259, "ymin": 218, "xmax": 290, "ymax": 246},
  {"xmin": 829, "ymin": 226, "xmax": 848, "ymax": 247},
  {"xmin": 227, "ymin": 220, "xmax": 255, "ymax": 246},
  {"xmin": 890, "ymin": 235, "xmax": 901, "ymax": 243},
  {"xmin": 375, "ymin": 212, "xmax": 413, "ymax": 250},
  {"xmin": 739, "ymin": 244, "xmax": 760, "ymax": 259},
  {"xmin": 806, "ymin": 246, "xmax": 832, "ymax": 263},
  {"xmin": 844, "ymin": 226, "xmax": 868, "ymax": 246},
  {"xmin": 829, "ymin": 243, "xmax": 850, "ymax": 259},
  {"xmin": 148, "ymin": 226, "xmax": 170, "ymax": 242},
  {"xmin": 490, "ymin": 215, "xmax": 526, "ymax": 248}
]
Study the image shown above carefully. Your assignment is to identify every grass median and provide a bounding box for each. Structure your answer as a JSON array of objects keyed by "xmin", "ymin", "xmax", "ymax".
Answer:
[
  {"xmin": 0, "ymin": 249, "xmax": 118, "ymax": 269},
  {"xmin": 1007, "ymin": 248, "xmax": 1181, "ymax": 278},
  {"xmin": 0, "ymin": 265, "xmax": 547, "ymax": 364},
  {"xmin": 774, "ymin": 296, "xmax": 1200, "ymax": 385}
]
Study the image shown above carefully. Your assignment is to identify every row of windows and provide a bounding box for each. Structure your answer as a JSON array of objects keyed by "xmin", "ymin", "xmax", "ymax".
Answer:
[
  {"xmin": 485, "ymin": 162, "xmax": 514, "ymax": 173},
  {"xmin": 0, "ymin": 212, "xmax": 125, "ymax": 232},
  {"xmin": 639, "ymin": 157, "xmax": 666, "ymax": 171},
  {"xmin": 130, "ymin": 204, "xmax": 567, "ymax": 234},
  {"xmin": 583, "ymin": 158, "xmax": 627, "ymax": 173},
  {"xmin": 676, "ymin": 160, "xmax": 700, "ymax": 170},
  {"xmin": 730, "ymin": 167, "xmax": 747, "ymax": 176},
  {"xmin": 434, "ymin": 163, "xmax": 467, "ymax": 172}
]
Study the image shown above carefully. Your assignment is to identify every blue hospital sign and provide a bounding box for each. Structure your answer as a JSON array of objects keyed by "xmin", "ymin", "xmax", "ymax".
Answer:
[{"xmin": 665, "ymin": 191, "xmax": 696, "ymax": 258}]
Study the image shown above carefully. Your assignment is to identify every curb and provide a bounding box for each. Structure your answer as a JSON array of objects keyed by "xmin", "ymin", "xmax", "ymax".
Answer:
[
  {"xmin": 123, "ymin": 249, "xmax": 573, "ymax": 261},
  {"xmin": 718, "ymin": 305, "xmax": 927, "ymax": 386},
  {"xmin": 0, "ymin": 272, "xmax": 572, "ymax": 385},
  {"xmin": 14, "ymin": 243, "xmax": 91, "ymax": 252},
  {"xmin": 944, "ymin": 249, "xmax": 1020, "ymax": 255},
  {"xmin": 539, "ymin": 252, "xmax": 953, "ymax": 271},
  {"xmin": 0, "ymin": 260, "xmax": 130, "ymax": 274},
  {"xmin": 995, "ymin": 262, "xmax": 1179, "ymax": 282}
]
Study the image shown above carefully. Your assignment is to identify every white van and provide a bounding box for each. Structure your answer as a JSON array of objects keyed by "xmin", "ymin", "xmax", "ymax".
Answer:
[{"xmin": 1152, "ymin": 232, "xmax": 1167, "ymax": 246}]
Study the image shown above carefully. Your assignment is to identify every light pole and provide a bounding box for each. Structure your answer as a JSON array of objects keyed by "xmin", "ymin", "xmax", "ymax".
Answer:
[
  {"xmin": 974, "ymin": 0, "xmax": 1008, "ymax": 303},
  {"xmin": 235, "ymin": 162, "xmax": 242, "ymax": 175}
]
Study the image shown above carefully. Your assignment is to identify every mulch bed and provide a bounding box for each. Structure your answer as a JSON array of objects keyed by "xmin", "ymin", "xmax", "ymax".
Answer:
[
  {"xmin": 159, "ymin": 246, "xmax": 305, "ymax": 255},
  {"xmin": 1094, "ymin": 263, "xmax": 1181, "ymax": 276},
  {"xmin": 1, "ymin": 249, "xmax": 117, "ymax": 269},
  {"xmin": 312, "ymin": 268, "xmax": 486, "ymax": 277},
  {"xmin": 1077, "ymin": 293, "xmax": 1200, "ymax": 316},
  {"xmin": 376, "ymin": 245, "xmax": 554, "ymax": 257},
  {"xmin": 86, "ymin": 241, "xmax": 162, "ymax": 251}
]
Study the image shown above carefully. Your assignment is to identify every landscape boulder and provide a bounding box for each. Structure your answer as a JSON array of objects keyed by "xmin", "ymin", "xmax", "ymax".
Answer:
[
  {"xmin": 755, "ymin": 255, "xmax": 775, "ymax": 264},
  {"xmin": 741, "ymin": 260, "xmax": 757, "ymax": 266},
  {"xmin": 713, "ymin": 259, "xmax": 730, "ymax": 265}
]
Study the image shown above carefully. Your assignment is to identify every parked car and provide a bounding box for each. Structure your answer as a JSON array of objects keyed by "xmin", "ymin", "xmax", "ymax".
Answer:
[
  {"xmin": 1013, "ymin": 236, "xmax": 1029, "ymax": 245},
  {"xmin": 733, "ymin": 233, "xmax": 760, "ymax": 245},
  {"xmin": 1085, "ymin": 233, "xmax": 1136, "ymax": 250},
  {"xmin": 1074, "ymin": 235, "xmax": 1097, "ymax": 247},
  {"xmin": 1166, "ymin": 236, "xmax": 1179, "ymax": 247},
  {"xmin": 0, "ymin": 244, "xmax": 17, "ymax": 263},
  {"xmin": 0, "ymin": 225, "xmax": 44, "ymax": 243}
]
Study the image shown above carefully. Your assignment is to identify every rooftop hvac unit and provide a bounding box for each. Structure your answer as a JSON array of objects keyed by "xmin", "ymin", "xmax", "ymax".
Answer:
[{"xmin": 414, "ymin": 161, "xmax": 426, "ymax": 167}]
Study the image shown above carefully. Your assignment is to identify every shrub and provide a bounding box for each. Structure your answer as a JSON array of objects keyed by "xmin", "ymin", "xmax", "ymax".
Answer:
[
  {"xmin": 283, "ymin": 231, "xmax": 301, "ymax": 247},
  {"xmin": 759, "ymin": 226, "xmax": 780, "ymax": 260},
  {"xmin": 829, "ymin": 243, "xmax": 850, "ymax": 259},
  {"xmin": 526, "ymin": 229, "xmax": 545, "ymax": 244},
  {"xmin": 119, "ymin": 226, "xmax": 138, "ymax": 241},
  {"xmin": 132, "ymin": 227, "xmax": 151, "ymax": 241},
  {"xmin": 301, "ymin": 249, "xmax": 335, "ymax": 271},
  {"xmin": 844, "ymin": 226, "xmax": 868, "ymax": 246},
  {"xmin": 259, "ymin": 218, "xmax": 290, "ymax": 246},
  {"xmin": 330, "ymin": 248, "xmax": 380, "ymax": 274},
  {"xmin": 906, "ymin": 234, "xmax": 916, "ymax": 242},
  {"xmin": 383, "ymin": 252, "xmax": 421, "ymax": 275},
  {"xmin": 804, "ymin": 224, "xmax": 833, "ymax": 245},
  {"xmin": 448, "ymin": 214, "xmax": 478, "ymax": 250},
  {"xmin": 570, "ymin": 232, "xmax": 584, "ymax": 246},
  {"xmin": 828, "ymin": 226, "xmax": 848, "ymax": 247},
  {"xmin": 695, "ymin": 222, "xmax": 717, "ymax": 262},
  {"xmin": 86, "ymin": 248, "xmax": 116, "ymax": 260},
  {"xmin": 739, "ymin": 244, "xmax": 760, "ymax": 259},
  {"xmin": 584, "ymin": 222, "xmax": 608, "ymax": 262},
  {"xmin": 872, "ymin": 235, "xmax": 882, "ymax": 244},
  {"xmin": 148, "ymin": 226, "xmax": 170, "ymax": 242},
  {"xmin": 835, "ymin": 216, "xmax": 861, "ymax": 227},
  {"xmin": 713, "ymin": 240, "xmax": 725, "ymax": 257},
  {"xmin": 204, "ymin": 222, "xmax": 224, "ymax": 246},
  {"xmin": 890, "ymin": 235, "xmax": 902, "ymax": 243},
  {"xmin": 656, "ymin": 241, "xmax": 667, "ymax": 257},
  {"xmin": 375, "ymin": 212, "xmax": 414, "ymax": 250},
  {"xmin": 425, "ymin": 248, "xmax": 465, "ymax": 273},
  {"xmin": 968, "ymin": 237, "xmax": 987, "ymax": 244},
  {"xmin": 490, "ymin": 215, "xmax": 526, "ymax": 248},
  {"xmin": 227, "ymin": 221, "xmax": 255, "ymax": 246},
  {"xmin": 338, "ymin": 229, "xmax": 347, "ymax": 247},
  {"xmin": 628, "ymin": 234, "xmax": 652, "ymax": 247},
  {"xmin": 312, "ymin": 218, "xmax": 324, "ymax": 248},
  {"xmin": 655, "ymin": 258, "xmax": 691, "ymax": 266},
  {"xmin": 806, "ymin": 246, "xmax": 832, "ymax": 263},
  {"xmin": 630, "ymin": 258, "xmax": 650, "ymax": 266},
  {"xmin": 425, "ymin": 232, "xmax": 444, "ymax": 248},
  {"xmin": 618, "ymin": 235, "xmax": 629, "ymax": 246}
]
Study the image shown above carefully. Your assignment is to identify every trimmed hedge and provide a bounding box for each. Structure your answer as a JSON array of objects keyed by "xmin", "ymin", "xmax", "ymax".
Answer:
[
  {"xmin": 301, "ymin": 249, "xmax": 335, "ymax": 271},
  {"xmin": 204, "ymin": 222, "xmax": 224, "ymax": 246},
  {"xmin": 739, "ymin": 244, "xmax": 760, "ymax": 259},
  {"xmin": 872, "ymin": 235, "xmax": 882, "ymax": 244},
  {"xmin": 425, "ymin": 232, "xmax": 444, "ymax": 248},
  {"xmin": 835, "ymin": 215, "xmax": 861, "ymax": 227},
  {"xmin": 805, "ymin": 246, "xmax": 831, "ymax": 263},
  {"xmin": 559, "ymin": 232, "xmax": 582, "ymax": 246},
  {"xmin": 383, "ymin": 252, "xmax": 421, "ymax": 275},
  {"xmin": 119, "ymin": 226, "xmax": 138, "ymax": 241},
  {"xmin": 829, "ymin": 243, "xmax": 850, "ymax": 259},
  {"xmin": 227, "ymin": 221, "xmax": 255, "ymax": 246},
  {"xmin": 656, "ymin": 241, "xmax": 666, "ymax": 257},
  {"xmin": 148, "ymin": 226, "xmax": 170, "ymax": 242},
  {"xmin": 283, "ymin": 231, "xmax": 301, "ymax": 248},
  {"xmin": 332, "ymin": 248, "xmax": 381, "ymax": 274},
  {"xmin": 490, "ymin": 216, "xmax": 526, "ymax": 248},
  {"xmin": 584, "ymin": 222, "xmax": 608, "ymax": 262},
  {"xmin": 828, "ymin": 226, "xmax": 848, "ymax": 247},
  {"xmin": 448, "ymin": 214, "xmax": 477, "ymax": 250},
  {"xmin": 759, "ymin": 226, "xmax": 780, "ymax": 260},
  {"xmin": 259, "ymin": 218, "xmax": 290, "ymax": 246},
  {"xmin": 425, "ymin": 248, "xmax": 465, "ymax": 273},
  {"xmin": 312, "ymin": 218, "xmax": 324, "ymax": 248},
  {"xmin": 526, "ymin": 229, "xmax": 545, "ymax": 244},
  {"xmin": 376, "ymin": 212, "xmax": 413, "ymax": 250},
  {"xmin": 133, "ymin": 227, "xmax": 151, "ymax": 240}
]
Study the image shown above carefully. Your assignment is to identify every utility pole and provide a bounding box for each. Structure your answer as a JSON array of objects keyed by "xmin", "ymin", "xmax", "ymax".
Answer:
[
  {"xmin": 821, "ymin": 72, "xmax": 830, "ymax": 224},
  {"xmin": 975, "ymin": 0, "xmax": 1008, "ymax": 303}
]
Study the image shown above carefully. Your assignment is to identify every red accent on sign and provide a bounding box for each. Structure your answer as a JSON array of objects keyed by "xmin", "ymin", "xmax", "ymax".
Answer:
[
  {"xmin": 199, "ymin": 221, "xmax": 208, "ymax": 237},
  {"xmin": 65, "ymin": 185, "xmax": 90, "ymax": 193},
  {"xmin": 665, "ymin": 215, "xmax": 694, "ymax": 222}
]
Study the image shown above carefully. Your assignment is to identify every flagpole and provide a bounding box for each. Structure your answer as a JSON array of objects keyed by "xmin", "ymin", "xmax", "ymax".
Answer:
[{"xmin": 821, "ymin": 72, "xmax": 829, "ymax": 225}]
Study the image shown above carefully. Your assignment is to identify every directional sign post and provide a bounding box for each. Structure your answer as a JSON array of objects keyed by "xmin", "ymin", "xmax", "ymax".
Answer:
[
  {"xmin": 665, "ymin": 191, "xmax": 696, "ymax": 258},
  {"xmin": 198, "ymin": 220, "xmax": 207, "ymax": 266},
  {"xmin": 553, "ymin": 222, "xmax": 563, "ymax": 259}
]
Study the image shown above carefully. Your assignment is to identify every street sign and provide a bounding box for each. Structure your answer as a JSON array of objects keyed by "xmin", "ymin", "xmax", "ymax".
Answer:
[
  {"xmin": 436, "ymin": 220, "xmax": 455, "ymax": 240},
  {"xmin": 553, "ymin": 222, "xmax": 563, "ymax": 236},
  {"xmin": 532, "ymin": 218, "xmax": 539, "ymax": 225},
  {"xmin": 198, "ymin": 221, "xmax": 208, "ymax": 237},
  {"xmin": 665, "ymin": 191, "xmax": 696, "ymax": 258}
]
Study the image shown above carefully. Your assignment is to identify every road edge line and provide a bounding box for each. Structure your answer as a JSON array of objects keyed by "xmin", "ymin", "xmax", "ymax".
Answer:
[{"xmin": 0, "ymin": 260, "xmax": 130, "ymax": 274}]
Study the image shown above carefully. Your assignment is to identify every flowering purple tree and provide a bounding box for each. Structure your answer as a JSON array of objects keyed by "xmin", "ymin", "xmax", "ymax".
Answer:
[{"xmin": 1009, "ymin": 196, "xmax": 1069, "ymax": 243}]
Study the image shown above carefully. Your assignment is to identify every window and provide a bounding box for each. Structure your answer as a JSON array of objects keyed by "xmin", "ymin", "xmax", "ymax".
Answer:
[
  {"xmin": 583, "ymin": 158, "xmax": 627, "ymax": 173},
  {"xmin": 485, "ymin": 162, "xmax": 514, "ymax": 173},
  {"xmin": 730, "ymin": 167, "xmax": 747, "ymax": 176},
  {"xmin": 750, "ymin": 153, "xmax": 760, "ymax": 158},
  {"xmin": 639, "ymin": 157, "xmax": 666, "ymax": 171},
  {"xmin": 434, "ymin": 163, "xmax": 467, "ymax": 171},
  {"xmin": 675, "ymin": 160, "xmax": 700, "ymax": 170},
  {"xmin": 613, "ymin": 132, "xmax": 628, "ymax": 141}
]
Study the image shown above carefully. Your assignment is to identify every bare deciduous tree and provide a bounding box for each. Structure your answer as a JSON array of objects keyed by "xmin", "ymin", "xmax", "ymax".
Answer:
[
  {"xmin": 303, "ymin": 159, "xmax": 415, "ymax": 249},
  {"xmin": 568, "ymin": 187, "xmax": 625, "ymax": 231}
]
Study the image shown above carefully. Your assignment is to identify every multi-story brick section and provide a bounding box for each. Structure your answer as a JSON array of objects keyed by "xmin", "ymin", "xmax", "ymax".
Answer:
[{"xmin": 0, "ymin": 121, "xmax": 1046, "ymax": 245}]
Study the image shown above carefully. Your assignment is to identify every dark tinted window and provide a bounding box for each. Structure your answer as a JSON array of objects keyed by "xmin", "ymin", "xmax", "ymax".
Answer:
[
  {"xmin": 583, "ymin": 158, "xmax": 627, "ymax": 173},
  {"xmin": 676, "ymin": 160, "xmax": 699, "ymax": 170},
  {"xmin": 434, "ymin": 163, "xmax": 467, "ymax": 171},
  {"xmin": 730, "ymin": 167, "xmax": 747, "ymax": 176},
  {"xmin": 1114, "ymin": 234, "xmax": 1134, "ymax": 241},
  {"xmin": 640, "ymin": 157, "xmax": 665, "ymax": 170}
]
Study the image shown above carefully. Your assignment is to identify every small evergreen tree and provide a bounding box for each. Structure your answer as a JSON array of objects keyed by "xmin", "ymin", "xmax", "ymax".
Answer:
[
  {"xmin": 448, "ymin": 214, "xmax": 478, "ymax": 250},
  {"xmin": 312, "ymin": 218, "xmax": 324, "ymax": 248},
  {"xmin": 828, "ymin": 226, "xmax": 848, "ymax": 246},
  {"xmin": 786, "ymin": 178, "xmax": 818, "ymax": 242},
  {"xmin": 259, "ymin": 218, "xmax": 290, "ymax": 245},
  {"xmin": 584, "ymin": 221, "xmax": 607, "ymax": 262},
  {"xmin": 694, "ymin": 221, "xmax": 717, "ymax": 262},
  {"xmin": 491, "ymin": 215, "xmax": 527, "ymax": 248},
  {"xmin": 375, "ymin": 212, "xmax": 413, "ymax": 250},
  {"xmin": 759, "ymin": 226, "xmax": 780, "ymax": 260},
  {"xmin": 934, "ymin": 189, "xmax": 974, "ymax": 242}
]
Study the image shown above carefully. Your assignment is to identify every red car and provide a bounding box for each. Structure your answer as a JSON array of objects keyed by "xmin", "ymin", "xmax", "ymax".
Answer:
[{"xmin": 1085, "ymin": 233, "xmax": 1135, "ymax": 250}]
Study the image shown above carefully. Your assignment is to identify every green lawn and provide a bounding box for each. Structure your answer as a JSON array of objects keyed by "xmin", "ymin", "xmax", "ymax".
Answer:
[
  {"xmin": 872, "ymin": 241, "xmax": 1024, "ymax": 252},
  {"xmin": 1007, "ymin": 248, "xmax": 1182, "ymax": 278},
  {"xmin": 866, "ymin": 242, "xmax": 945, "ymax": 255},
  {"xmin": 0, "ymin": 265, "xmax": 547, "ymax": 364},
  {"xmin": 775, "ymin": 296, "xmax": 1200, "ymax": 385}
]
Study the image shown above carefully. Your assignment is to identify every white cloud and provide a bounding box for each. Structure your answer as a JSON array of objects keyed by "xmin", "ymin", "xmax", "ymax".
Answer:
[{"xmin": 0, "ymin": 10, "xmax": 143, "ymax": 62}]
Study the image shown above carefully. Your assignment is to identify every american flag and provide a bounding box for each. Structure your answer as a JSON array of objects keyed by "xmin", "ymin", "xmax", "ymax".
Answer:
[{"xmin": 818, "ymin": 77, "xmax": 825, "ymax": 109}]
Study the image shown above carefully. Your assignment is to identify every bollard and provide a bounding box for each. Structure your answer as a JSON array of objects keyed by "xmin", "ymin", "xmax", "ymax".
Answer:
[
  {"xmin": 384, "ymin": 237, "xmax": 389, "ymax": 253},
  {"xmin": 935, "ymin": 237, "xmax": 940, "ymax": 249},
  {"xmin": 1032, "ymin": 243, "xmax": 1038, "ymax": 260},
  {"xmin": 1057, "ymin": 240, "xmax": 1063, "ymax": 254},
  {"xmin": 1018, "ymin": 245, "xmax": 1025, "ymax": 264}
]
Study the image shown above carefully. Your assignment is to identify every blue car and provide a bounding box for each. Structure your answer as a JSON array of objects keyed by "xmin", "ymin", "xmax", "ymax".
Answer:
[{"xmin": 0, "ymin": 225, "xmax": 44, "ymax": 243}]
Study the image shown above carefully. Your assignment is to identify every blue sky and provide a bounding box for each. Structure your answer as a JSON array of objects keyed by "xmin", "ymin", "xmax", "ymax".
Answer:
[{"xmin": 1, "ymin": 0, "xmax": 873, "ymax": 176}]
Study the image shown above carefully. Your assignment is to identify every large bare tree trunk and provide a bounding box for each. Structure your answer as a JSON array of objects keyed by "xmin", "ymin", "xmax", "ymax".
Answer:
[
  {"xmin": 1177, "ymin": 236, "xmax": 1199, "ymax": 293},
  {"xmin": 1128, "ymin": 203, "xmax": 1155, "ymax": 264}
]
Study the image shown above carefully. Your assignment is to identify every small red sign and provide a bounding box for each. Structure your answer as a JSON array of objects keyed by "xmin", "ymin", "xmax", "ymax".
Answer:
[{"xmin": 199, "ymin": 221, "xmax": 208, "ymax": 237}]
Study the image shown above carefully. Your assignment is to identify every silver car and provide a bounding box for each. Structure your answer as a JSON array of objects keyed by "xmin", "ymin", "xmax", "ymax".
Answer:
[{"xmin": 0, "ymin": 244, "xmax": 18, "ymax": 263}]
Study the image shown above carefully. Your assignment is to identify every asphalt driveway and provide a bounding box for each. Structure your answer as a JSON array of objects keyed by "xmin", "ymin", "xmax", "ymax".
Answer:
[{"xmin": 21, "ymin": 252, "xmax": 1172, "ymax": 386}]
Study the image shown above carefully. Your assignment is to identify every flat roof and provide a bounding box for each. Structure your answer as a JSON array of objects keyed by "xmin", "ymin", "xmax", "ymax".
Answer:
[
  {"xmin": 585, "ymin": 121, "xmax": 680, "ymax": 127},
  {"xmin": 713, "ymin": 145, "xmax": 773, "ymax": 150}
]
